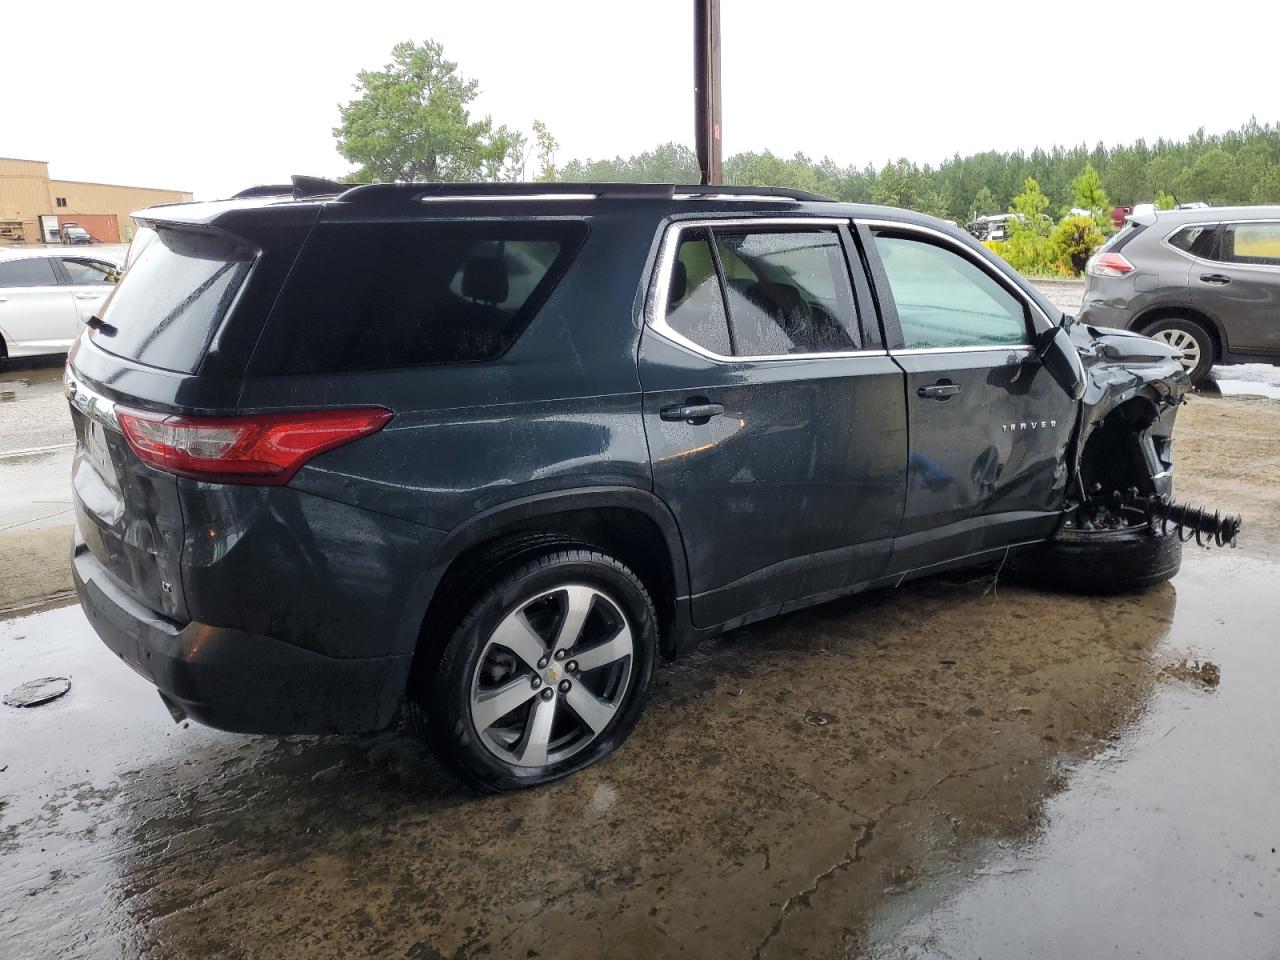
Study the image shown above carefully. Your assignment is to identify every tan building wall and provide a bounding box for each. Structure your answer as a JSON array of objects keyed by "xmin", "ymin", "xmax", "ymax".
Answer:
[{"xmin": 0, "ymin": 157, "xmax": 192, "ymax": 244}]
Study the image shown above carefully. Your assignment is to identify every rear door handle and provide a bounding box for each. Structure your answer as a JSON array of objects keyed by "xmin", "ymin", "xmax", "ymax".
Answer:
[
  {"xmin": 1200, "ymin": 274, "xmax": 1231, "ymax": 285},
  {"xmin": 660, "ymin": 400, "xmax": 724, "ymax": 424},
  {"xmin": 74, "ymin": 293, "xmax": 99, "ymax": 299},
  {"xmin": 917, "ymin": 382, "xmax": 962, "ymax": 400}
]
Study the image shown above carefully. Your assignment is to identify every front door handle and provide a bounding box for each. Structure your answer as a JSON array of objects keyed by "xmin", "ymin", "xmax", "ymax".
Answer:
[
  {"xmin": 917, "ymin": 381, "xmax": 962, "ymax": 400},
  {"xmin": 1200, "ymin": 274, "xmax": 1231, "ymax": 285},
  {"xmin": 660, "ymin": 400, "xmax": 724, "ymax": 424}
]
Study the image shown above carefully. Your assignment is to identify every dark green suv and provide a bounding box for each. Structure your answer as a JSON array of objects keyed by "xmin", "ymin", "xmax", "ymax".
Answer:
[{"xmin": 69, "ymin": 178, "xmax": 1190, "ymax": 790}]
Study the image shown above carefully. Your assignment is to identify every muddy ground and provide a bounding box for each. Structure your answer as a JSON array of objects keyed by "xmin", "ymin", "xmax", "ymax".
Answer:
[{"xmin": 2, "ymin": 302, "xmax": 1280, "ymax": 957}]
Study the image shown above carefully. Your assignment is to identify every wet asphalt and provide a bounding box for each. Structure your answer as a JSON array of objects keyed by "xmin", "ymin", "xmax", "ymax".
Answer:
[{"xmin": 2, "ymin": 522, "xmax": 1279, "ymax": 958}]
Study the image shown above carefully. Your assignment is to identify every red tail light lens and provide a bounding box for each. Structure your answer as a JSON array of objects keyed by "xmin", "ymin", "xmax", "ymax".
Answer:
[
  {"xmin": 116, "ymin": 407, "xmax": 392, "ymax": 485},
  {"xmin": 1089, "ymin": 252, "xmax": 1135, "ymax": 277}
]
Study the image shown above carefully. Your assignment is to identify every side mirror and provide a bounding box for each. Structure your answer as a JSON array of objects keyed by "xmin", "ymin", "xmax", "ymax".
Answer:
[{"xmin": 1034, "ymin": 326, "xmax": 1085, "ymax": 400}]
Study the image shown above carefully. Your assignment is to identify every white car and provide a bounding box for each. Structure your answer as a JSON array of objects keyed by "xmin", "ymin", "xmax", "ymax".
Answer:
[{"xmin": 0, "ymin": 250, "xmax": 119, "ymax": 359}]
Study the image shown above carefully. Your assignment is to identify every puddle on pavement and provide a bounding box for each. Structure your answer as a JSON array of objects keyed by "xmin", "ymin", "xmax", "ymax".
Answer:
[
  {"xmin": 0, "ymin": 363, "xmax": 65, "ymax": 404},
  {"xmin": 3, "ymin": 547, "xmax": 1276, "ymax": 959},
  {"xmin": 1202, "ymin": 363, "xmax": 1280, "ymax": 402}
]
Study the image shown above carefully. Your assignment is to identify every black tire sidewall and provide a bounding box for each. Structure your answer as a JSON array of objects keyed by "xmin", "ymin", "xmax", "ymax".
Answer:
[
  {"xmin": 1009, "ymin": 524, "xmax": 1182, "ymax": 595},
  {"xmin": 423, "ymin": 550, "xmax": 657, "ymax": 791},
  {"xmin": 1144, "ymin": 316, "xmax": 1215, "ymax": 385}
]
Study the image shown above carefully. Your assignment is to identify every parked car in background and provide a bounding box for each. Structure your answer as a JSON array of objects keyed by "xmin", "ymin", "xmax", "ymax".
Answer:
[
  {"xmin": 1080, "ymin": 205, "xmax": 1280, "ymax": 384},
  {"xmin": 68, "ymin": 178, "xmax": 1190, "ymax": 792},
  {"xmin": 61, "ymin": 225, "xmax": 95, "ymax": 245},
  {"xmin": 0, "ymin": 250, "xmax": 119, "ymax": 359}
]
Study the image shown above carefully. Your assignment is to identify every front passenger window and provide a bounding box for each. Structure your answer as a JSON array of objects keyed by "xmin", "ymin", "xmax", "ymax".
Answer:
[{"xmin": 873, "ymin": 235, "xmax": 1028, "ymax": 350}]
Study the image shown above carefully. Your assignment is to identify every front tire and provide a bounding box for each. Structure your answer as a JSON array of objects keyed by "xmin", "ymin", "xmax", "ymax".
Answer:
[
  {"xmin": 408, "ymin": 547, "xmax": 658, "ymax": 792},
  {"xmin": 1008, "ymin": 523, "xmax": 1182, "ymax": 595},
  {"xmin": 1142, "ymin": 316, "xmax": 1215, "ymax": 386}
]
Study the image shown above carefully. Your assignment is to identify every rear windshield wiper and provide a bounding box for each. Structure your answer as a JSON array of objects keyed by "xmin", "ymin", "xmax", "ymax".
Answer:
[{"xmin": 83, "ymin": 315, "xmax": 117, "ymax": 336}]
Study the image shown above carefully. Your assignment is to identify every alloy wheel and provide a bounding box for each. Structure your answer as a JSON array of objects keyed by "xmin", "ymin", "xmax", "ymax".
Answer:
[
  {"xmin": 1152, "ymin": 328, "xmax": 1202, "ymax": 373},
  {"xmin": 469, "ymin": 584, "xmax": 634, "ymax": 768}
]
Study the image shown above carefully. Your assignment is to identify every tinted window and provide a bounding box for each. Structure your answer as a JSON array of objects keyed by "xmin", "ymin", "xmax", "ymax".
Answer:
[
  {"xmin": 61, "ymin": 258, "xmax": 117, "ymax": 284},
  {"xmin": 93, "ymin": 226, "xmax": 254, "ymax": 373},
  {"xmin": 664, "ymin": 228, "xmax": 731, "ymax": 355},
  {"xmin": 714, "ymin": 229, "xmax": 859, "ymax": 355},
  {"xmin": 873, "ymin": 235, "xmax": 1027, "ymax": 349},
  {"xmin": 1222, "ymin": 222, "xmax": 1280, "ymax": 266},
  {"xmin": 0, "ymin": 257, "xmax": 58, "ymax": 288},
  {"xmin": 252, "ymin": 220, "xmax": 586, "ymax": 375}
]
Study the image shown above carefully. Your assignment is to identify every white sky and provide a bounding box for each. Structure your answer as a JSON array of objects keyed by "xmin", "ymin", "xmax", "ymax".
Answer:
[{"xmin": 4, "ymin": 0, "xmax": 1277, "ymax": 199}]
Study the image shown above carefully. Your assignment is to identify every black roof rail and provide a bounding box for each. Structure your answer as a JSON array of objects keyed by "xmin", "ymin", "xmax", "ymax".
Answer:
[
  {"xmin": 336, "ymin": 181, "xmax": 678, "ymax": 203},
  {"xmin": 675, "ymin": 184, "xmax": 833, "ymax": 202},
  {"xmin": 334, "ymin": 181, "xmax": 833, "ymax": 204},
  {"xmin": 230, "ymin": 175, "xmax": 349, "ymax": 201}
]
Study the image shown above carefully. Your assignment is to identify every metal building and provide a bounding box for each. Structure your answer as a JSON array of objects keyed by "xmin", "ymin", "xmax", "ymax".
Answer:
[{"xmin": 0, "ymin": 157, "xmax": 192, "ymax": 245}]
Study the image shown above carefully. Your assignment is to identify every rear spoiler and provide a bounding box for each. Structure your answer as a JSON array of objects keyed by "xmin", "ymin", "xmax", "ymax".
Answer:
[{"xmin": 231, "ymin": 175, "xmax": 348, "ymax": 200}]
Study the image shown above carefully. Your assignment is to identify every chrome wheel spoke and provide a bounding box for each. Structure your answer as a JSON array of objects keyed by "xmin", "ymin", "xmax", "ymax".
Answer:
[
  {"xmin": 489, "ymin": 609, "xmax": 547, "ymax": 671},
  {"xmin": 516, "ymin": 694, "xmax": 557, "ymax": 766},
  {"xmin": 564, "ymin": 682, "xmax": 616, "ymax": 734},
  {"xmin": 472, "ymin": 677, "xmax": 539, "ymax": 731},
  {"xmin": 551, "ymin": 585, "xmax": 595, "ymax": 655},
  {"xmin": 572, "ymin": 623, "xmax": 633, "ymax": 673},
  {"xmin": 470, "ymin": 581, "xmax": 635, "ymax": 768}
]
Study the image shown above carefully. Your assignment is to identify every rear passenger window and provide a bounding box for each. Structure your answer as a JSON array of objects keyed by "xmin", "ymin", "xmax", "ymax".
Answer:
[
  {"xmin": 0, "ymin": 257, "xmax": 58, "ymax": 287},
  {"xmin": 1222, "ymin": 222, "xmax": 1280, "ymax": 266},
  {"xmin": 873, "ymin": 235, "xmax": 1028, "ymax": 349},
  {"xmin": 714, "ymin": 230, "xmax": 860, "ymax": 355},
  {"xmin": 657, "ymin": 226, "xmax": 861, "ymax": 357},
  {"xmin": 252, "ymin": 221, "xmax": 586, "ymax": 374}
]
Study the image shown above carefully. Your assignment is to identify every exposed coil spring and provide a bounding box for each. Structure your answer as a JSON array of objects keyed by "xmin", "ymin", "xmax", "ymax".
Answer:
[{"xmin": 1140, "ymin": 495, "xmax": 1242, "ymax": 548}]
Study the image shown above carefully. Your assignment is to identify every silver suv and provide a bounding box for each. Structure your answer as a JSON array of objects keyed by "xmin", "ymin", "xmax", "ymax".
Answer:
[{"xmin": 1078, "ymin": 206, "xmax": 1280, "ymax": 384}]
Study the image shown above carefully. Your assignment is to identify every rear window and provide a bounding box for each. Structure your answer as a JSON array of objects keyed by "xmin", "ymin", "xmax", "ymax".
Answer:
[
  {"xmin": 93, "ymin": 226, "xmax": 254, "ymax": 373},
  {"xmin": 249, "ymin": 220, "xmax": 587, "ymax": 375}
]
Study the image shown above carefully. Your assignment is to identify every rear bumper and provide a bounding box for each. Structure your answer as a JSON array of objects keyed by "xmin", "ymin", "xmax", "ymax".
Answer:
[{"xmin": 73, "ymin": 536, "xmax": 411, "ymax": 734}]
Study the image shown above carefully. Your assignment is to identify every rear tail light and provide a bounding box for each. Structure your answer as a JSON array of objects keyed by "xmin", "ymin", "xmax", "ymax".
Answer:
[
  {"xmin": 116, "ymin": 407, "xmax": 392, "ymax": 485},
  {"xmin": 1089, "ymin": 252, "xmax": 1135, "ymax": 278}
]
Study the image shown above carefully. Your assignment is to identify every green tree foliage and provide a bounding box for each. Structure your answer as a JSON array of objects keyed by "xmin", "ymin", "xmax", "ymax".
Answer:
[
  {"xmin": 531, "ymin": 119, "xmax": 558, "ymax": 182},
  {"xmin": 1001, "ymin": 178, "xmax": 1060, "ymax": 275},
  {"xmin": 1154, "ymin": 190, "xmax": 1177, "ymax": 210},
  {"xmin": 1051, "ymin": 215, "xmax": 1107, "ymax": 275},
  {"xmin": 550, "ymin": 119, "xmax": 1280, "ymax": 220},
  {"xmin": 971, "ymin": 186, "xmax": 998, "ymax": 217},
  {"xmin": 1070, "ymin": 163, "xmax": 1111, "ymax": 226},
  {"xmin": 335, "ymin": 40, "xmax": 526, "ymax": 182},
  {"xmin": 559, "ymin": 143, "xmax": 700, "ymax": 183}
]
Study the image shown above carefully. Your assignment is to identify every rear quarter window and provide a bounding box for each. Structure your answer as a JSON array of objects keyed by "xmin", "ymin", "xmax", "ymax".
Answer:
[{"xmin": 249, "ymin": 220, "xmax": 587, "ymax": 375}]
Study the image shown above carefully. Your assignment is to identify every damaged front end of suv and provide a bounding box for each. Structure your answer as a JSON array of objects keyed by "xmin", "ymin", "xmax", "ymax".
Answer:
[{"xmin": 1010, "ymin": 319, "xmax": 1240, "ymax": 594}]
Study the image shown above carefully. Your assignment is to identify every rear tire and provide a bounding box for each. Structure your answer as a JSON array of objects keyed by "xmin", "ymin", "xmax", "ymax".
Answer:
[
  {"xmin": 407, "ymin": 547, "xmax": 657, "ymax": 792},
  {"xmin": 1008, "ymin": 523, "xmax": 1182, "ymax": 595},
  {"xmin": 1142, "ymin": 315, "xmax": 1215, "ymax": 386}
]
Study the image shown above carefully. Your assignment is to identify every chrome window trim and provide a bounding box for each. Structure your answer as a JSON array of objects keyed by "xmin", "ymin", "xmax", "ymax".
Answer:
[
  {"xmin": 646, "ymin": 217, "xmax": 889, "ymax": 364},
  {"xmin": 855, "ymin": 217, "xmax": 1050, "ymax": 343},
  {"xmin": 63, "ymin": 368, "xmax": 120, "ymax": 430},
  {"xmin": 891, "ymin": 344, "xmax": 1035, "ymax": 356}
]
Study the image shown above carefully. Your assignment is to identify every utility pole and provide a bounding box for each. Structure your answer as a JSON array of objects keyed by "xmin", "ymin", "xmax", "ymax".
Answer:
[{"xmin": 693, "ymin": 0, "xmax": 723, "ymax": 185}]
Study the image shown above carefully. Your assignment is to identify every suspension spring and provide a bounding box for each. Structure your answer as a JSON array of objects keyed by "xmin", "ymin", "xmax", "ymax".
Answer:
[{"xmin": 1131, "ymin": 493, "xmax": 1243, "ymax": 548}]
